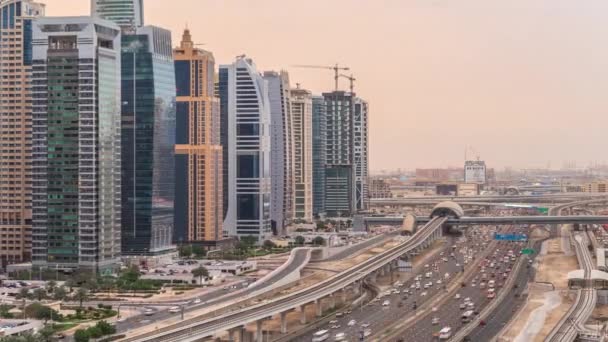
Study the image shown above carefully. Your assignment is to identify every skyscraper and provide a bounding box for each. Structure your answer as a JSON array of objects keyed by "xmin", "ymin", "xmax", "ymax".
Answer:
[
  {"xmin": 264, "ymin": 71, "xmax": 293, "ymax": 233},
  {"xmin": 91, "ymin": 0, "xmax": 143, "ymax": 30},
  {"xmin": 323, "ymin": 91, "xmax": 354, "ymax": 216},
  {"xmin": 31, "ymin": 16, "xmax": 122, "ymax": 273},
  {"xmin": 321, "ymin": 91, "xmax": 369, "ymax": 216},
  {"xmin": 290, "ymin": 87, "xmax": 313, "ymax": 221},
  {"xmin": 173, "ymin": 29, "xmax": 224, "ymax": 246},
  {"xmin": 312, "ymin": 96, "xmax": 327, "ymax": 217},
  {"xmin": 219, "ymin": 57, "xmax": 272, "ymax": 242},
  {"xmin": 0, "ymin": 0, "xmax": 44, "ymax": 268},
  {"xmin": 353, "ymin": 97, "xmax": 369, "ymax": 211},
  {"xmin": 120, "ymin": 25, "xmax": 176, "ymax": 258}
]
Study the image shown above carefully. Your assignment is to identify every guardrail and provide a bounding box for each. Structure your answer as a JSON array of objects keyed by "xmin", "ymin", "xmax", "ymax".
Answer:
[{"xmin": 120, "ymin": 218, "xmax": 447, "ymax": 342}]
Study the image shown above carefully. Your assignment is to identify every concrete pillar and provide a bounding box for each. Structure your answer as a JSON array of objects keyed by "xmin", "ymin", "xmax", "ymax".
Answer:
[
  {"xmin": 256, "ymin": 320, "xmax": 263, "ymax": 342},
  {"xmin": 298, "ymin": 305, "xmax": 307, "ymax": 325},
  {"xmin": 280, "ymin": 312, "xmax": 288, "ymax": 334},
  {"xmin": 379, "ymin": 267, "xmax": 385, "ymax": 277},
  {"xmin": 315, "ymin": 299, "xmax": 323, "ymax": 317},
  {"xmin": 329, "ymin": 293, "xmax": 336, "ymax": 310},
  {"xmin": 341, "ymin": 289, "xmax": 348, "ymax": 304}
]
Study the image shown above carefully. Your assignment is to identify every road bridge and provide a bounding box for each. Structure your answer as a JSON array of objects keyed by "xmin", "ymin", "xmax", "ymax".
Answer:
[{"xmin": 121, "ymin": 218, "xmax": 448, "ymax": 342}]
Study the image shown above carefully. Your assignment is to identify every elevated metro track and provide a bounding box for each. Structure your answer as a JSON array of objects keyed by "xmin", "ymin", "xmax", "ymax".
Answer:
[
  {"xmin": 371, "ymin": 193, "xmax": 608, "ymax": 205},
  {"xmin": 122, "ymin": 218, "xmax": 448, "ymax": 342},
  {"xmin": 364, "ymin": 215, "xmax": 608, "ymax": 227}
]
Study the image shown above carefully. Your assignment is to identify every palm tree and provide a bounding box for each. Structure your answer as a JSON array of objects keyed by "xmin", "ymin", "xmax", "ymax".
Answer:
[
  {"xmin": 53, "ymin": 286, "xmax": 67, "ymax": 301},
  {"xmin": 32, "ymin": 288, "xmax": 46, "ymax": 301},
  {"xmin": 191, "ymin": 266, "xmax": 209, "ymax": 285},
  {"xmin": 74, "ymin": 288, "xmax": 89, "ymax": 309},
  {"xmin": 17, "ymin": 287, "xmax": 30, "ymax": 300}
]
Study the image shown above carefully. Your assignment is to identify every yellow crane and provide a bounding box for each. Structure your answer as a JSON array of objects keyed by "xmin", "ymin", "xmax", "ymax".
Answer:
[{"xmin": 291, "ymin": 63, "xmax": 350, "ymax": 91}]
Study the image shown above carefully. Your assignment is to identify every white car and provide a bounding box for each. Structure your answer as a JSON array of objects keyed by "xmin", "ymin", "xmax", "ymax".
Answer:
[
  {"xmin": 348, "ymin": 319, "xmax": 357, "ymax": 326},
  {"xmin": 382, "ymin": 300, "xmax": 390, "ymax": 306},
  {"xmin": 455, "ymin": 293, "xmax": 461, "ymax": 299},
  {"xmin": 169, "ymin": 306, "xmax": 180, "ymax": 313},
  {"xmin": 421, "ymin": 291, "xmax": 428, "ymax": 297},
  {"xmin": 193, "ymin": 298, "xmax": 201, "ymax": 304}
]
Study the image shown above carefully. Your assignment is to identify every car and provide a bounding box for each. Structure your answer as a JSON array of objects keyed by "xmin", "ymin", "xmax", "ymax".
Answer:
[
  {"xmin": 432, "ymin": 317, "xmax": 440, "ymax": 325},
  {"xmin": 329, "ymin": 320, "xmax": 338, "ymax": 324},
  {"xmin": 437, "ymin": 279, "xmax": 442, "ymax": 284},
  {"xmin": 194, "ymin": 298, "xmax": 201, "ymax": 304},
  {"xmin": 432, "ymin": 307, "xmax": 438, "ymax": 312},
  {"xmin": 421, "ymin": 291, "xmax": 428, "ymax": 297},
  {"xmin": 331, "ymin": 324, "xmax": 341, "ymax": 329},
  {"xmin": 459, "ymin": 303, "xmax": 467, "ymax": 310},
  {"xmin": 487, "ymin": 292, "xmax": 496, "ymax": 299},
  {"xmin": 144, "ymin": 308, "xmax": 155, "ymax": 316},
  {"xmin": 54, "ymin": 333, "xmax": 66, "ymax": 340},
  {"xmin": 169, "ymin": 306, "xmax": 180, "ymax": 313},
  {"xmin": 361, "ymin": 323, "xmax": 370, "ymax": 328},
  {"xmin": 345, "ymin": 310, "xmax": 352, "ymax": 314},
  {"xmin": 455, "ymin": 293, "xmax": 461, "ymax": 299},
  {"xmin": 348, "ymin": 319, "xmax": 356, "ymax": 326},
  {"xmin": 382, "ymin": 300, "xmax": 390, "ymax": 306}
]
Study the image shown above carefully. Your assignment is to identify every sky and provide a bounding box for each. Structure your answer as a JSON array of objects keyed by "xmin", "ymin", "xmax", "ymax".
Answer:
[{"xmin": 42, "ymin": 0, "xmax": 608, "ymax": 171}]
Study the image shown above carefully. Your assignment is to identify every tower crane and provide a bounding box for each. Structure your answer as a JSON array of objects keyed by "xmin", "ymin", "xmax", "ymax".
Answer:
[
  {"xmin": 291, "ymin": 63, "xmax": 350, "ymax": 91},
  {"xmin": 339, "ymin": 73, "xmax": 356, "ymax": 94}
]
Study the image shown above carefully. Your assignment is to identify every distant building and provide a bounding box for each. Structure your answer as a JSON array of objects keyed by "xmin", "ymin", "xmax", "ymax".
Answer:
[
  {"xmin": 0, "ymin": 0, "xmax": 45, "ymax": 268},
  {"xmin": 219, "ymin": 57, "xmax": 272, "ymax": 242},
  {"xmin": 464, "ymin": 160, "xmax": 487, "ymax": 184},
  {"xmin": 290, "ymin": 87, "xmax": 313, "ymax": 221},
  {"xmin": 264, "ymin": 71, "xmax": 294, "ymax": 233},
  {"xmin": 457, "ymin": 183, "xmax": 480, "ymax": 196},
  {"xmin": 583, "ymin": 182, "xmax": 608, "ymax": 193},
  {"xmin": 173, "ymin": 29, "xmax": 224, "ymax": 246},
  {"xmin": 91, "ymin": 0, "xmax": 143, "ymax": 30},
  {"xmin": 312, "ymin": 96, "xmax": 327, "ymax": 217},
  {"xmin": 415, "ymin": 168, "xmax": 463, "ymax": 182},
  {"xmin": 353, "ymin": 97, "xmax": 369, "ymax": 211},
  {"xmin": 32, "ymin": 16, "xmax": 122, "ymax": 273},
  {"xmin": 369, "ymin": 179, "xmax": 392, "ymax": 199}
]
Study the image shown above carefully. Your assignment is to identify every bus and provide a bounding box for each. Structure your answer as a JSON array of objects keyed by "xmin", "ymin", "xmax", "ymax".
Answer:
[
  {"xmin": 461, "ymin": 310, "xmax": 474, "ymax": 323},
  {"xmin": 312, "ymin": 330, "xmax": 329, "ymax": 342}
]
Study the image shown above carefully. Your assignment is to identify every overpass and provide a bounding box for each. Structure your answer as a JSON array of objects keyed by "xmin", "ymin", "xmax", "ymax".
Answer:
[
  {"xmin": 121, "ymin": 218, "xmax": 448, "ymax": 342},
  {"xmin": 370, "ymin": 193, "xmax": 608, "ymax": 206},
  {"xmin": 363, "ymin": 215, "xmax": 608, "ymax": 228}
]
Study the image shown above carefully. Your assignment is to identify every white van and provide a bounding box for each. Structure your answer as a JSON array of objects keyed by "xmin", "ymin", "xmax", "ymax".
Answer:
[{"xmin": 439, "ymin": 327, "xmax": 452, "ymax": 340}]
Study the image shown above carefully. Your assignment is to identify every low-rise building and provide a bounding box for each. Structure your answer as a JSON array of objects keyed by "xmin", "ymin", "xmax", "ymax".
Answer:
[{"xmin": 583, "ymin": 181, "xmax": 608, "ymax": 193}]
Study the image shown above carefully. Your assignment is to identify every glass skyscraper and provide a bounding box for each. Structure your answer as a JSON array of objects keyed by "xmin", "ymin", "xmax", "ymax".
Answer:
[
  {"xmin": 31, "ymin": 17, "xmax": 122, "ymax": 273},
  {"xmin": 91, "ymin": 0, "xmax": 143, "ymax": 30},
  {"xmin": 120, "ymin": 25, "xmax": 176, "ymax": 256},
  {"xmin": 219, "ymin": 57, "xmax": 272, "ymax": 241},
  {"xmin": 0, "ymin": 0, "xmax": 44, "ymax": 268}
]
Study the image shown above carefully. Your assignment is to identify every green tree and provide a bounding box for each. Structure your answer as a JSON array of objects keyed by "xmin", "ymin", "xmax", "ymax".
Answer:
[
  {"xmin": 191, "ymin": 266, "xmax": 209, "ymax": 284},
  {"xmin": 316, "ymin": 221, "xmax": 326, "ymax": 230},
  {"xmin": 0, "ymin": 304, "xmax": 14, "ymax": 318},
  {"xmin": 37, "ymin": 325, "xmax": 55, "ymax": 342},
  {"xmin": 240, "ymin": 236, "xmax": 258, "ymax": 248},
  {"xmin": 17, "ymin": 287, "xmax": 30, "ymax": 300},
  {"xmin": 263, "ymin": 240, "xmax": 276, "ymax": 250},
  {"xmin": 178, "ymin": 245, "xmax": 192, "ymax": 258},
  {"xmin": 53, "ymin": 286, "xmax": 67, "ymax": 301},
  {"xmin": 33, "ymin": 288, "xmax": 46, "ymax": 301},
  {"xmin": 95, "ymin": 320, "xmax": 116, "ymax": 335},
  {"xmin": 45, "ymin": 280, "xmax": 57, "ymax": 294},
  {"xmin": 191, "ymin": 245, "xmax": 206, "ymax": 258},
  {"xmin": 294, "ymin": 236, "xmax": 306, "ymax": 245},
  {"xmin": 120, "ymin": 266, "xmax": 140, "ymax": 283},
  {"xmin": 87, "ymin": 326, "xmax": 103, "ymax": 339},
  {"xmin": 24, "ymin": 303, "xmax": 58, "ymax": 321},
  {"xmin": 74, "ymin": 288, "xmax": 89, "ymax": 309},
  {"xmin": 74, "ymin": 329, "xmax": 90, "ymax": 342},
  {"xmin": 312, "ymin": 236, "xmax": 326, "ymax": 246}
]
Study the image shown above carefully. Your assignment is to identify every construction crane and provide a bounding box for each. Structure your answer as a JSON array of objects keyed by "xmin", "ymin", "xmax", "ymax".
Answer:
[
  {"xmin": 339, "ymin": 73, "xmax": 356, "ymax": 94},
  {"xmin": 291, "ymin": 63, "xmax": 350, "ymax": 91}
]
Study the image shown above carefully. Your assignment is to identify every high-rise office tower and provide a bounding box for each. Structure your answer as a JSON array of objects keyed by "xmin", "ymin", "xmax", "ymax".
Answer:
[
  {"xmin": 120, "ymin": 25, "xmax": 176, "ymax": 257},
  {"xmin": 91, "ymin": 0, "xmax": 143, "ymax": 30},
  {"xmin": 290, "ymin": 87, "xmax": 313, "ymax": 221},
  {"xmin": 219, "ymin": 57, "xmax": 271, "ymax": 241},
  {"xmin": 264, "ymin": 71, "xmax": 293, "ymax": 234},
  {"xmin": 312, "ymin": 96, "xmax": 327, "ymax": 217},
  {"xmin": 0, "ymin": 0, "xmax": 44, "ymax": 268},
  {"xmin": 323, "ymin": 91, "xmax": 354, "ymax": 216},
  {"xmin": 173, "ymin": 29, "xmax": 223, "ymax": 246},
  {"xmin": 31, "ymin": 17, "xmax": 122, "ymax": 273},
  {"xmin": 353, "ymin": 97, "xmax": 369, "ymax": 210}
]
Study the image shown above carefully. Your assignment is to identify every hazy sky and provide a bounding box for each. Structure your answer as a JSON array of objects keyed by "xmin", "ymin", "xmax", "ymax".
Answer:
[{"xmin": 43, "ymin": 0, "xmax": 608, "ymax": 171}]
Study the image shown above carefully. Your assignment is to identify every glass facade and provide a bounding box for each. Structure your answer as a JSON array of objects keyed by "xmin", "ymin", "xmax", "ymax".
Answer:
[
  {"xmin": 91, "ymin": 0, "xmax": 144, "ymax": 30},
  {"xmin": 312, "ymin": 96, "xmax": 327, "ymax": 216},
  {"xmin": 120, "ymin": 27, "xmax": 176, "ymax": 255}
]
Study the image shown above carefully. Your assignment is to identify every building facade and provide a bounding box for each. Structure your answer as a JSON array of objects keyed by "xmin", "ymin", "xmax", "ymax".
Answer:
[
  {"xmin": 31, "ymin": 16, "xmax": 122, "ymax": 273},
  {"xmin": 464, "ymin": 160, "xmax": 487, "ymax": 184},
  {"xmin": 312, "ymin": 96, "xmax": 327, "ymax": 217},
  {"xmin": 369, "ymin": 178, "xmax": 392, "ymax": 199},
  {"xmin": 290, "ymin": 87, "xmax": 313, "ymax": 221},
  {"xmin": 264, "ymin": 71, "xmax": 293, "ymax": 233},
  {"xmin": 91, "ymin": 0, "xmax": 143, "ymax": 30},
  {"xmin": 173, "ymin": 29, "xmax": 223, "ymax": 245},
  {"xmin": 0, "ymin": 0, "xmax": 44, "ymax": 268},
  {"xmin": 353, "ymin": 97, "xmax": 369, "ymax": 211},
  {"xmin": 120, "ymin": 25, "xmax": 176, "ymax": 256},
  {"xmin": 219, "ymin": 57, "xmax": 272, "ymax": 241}
]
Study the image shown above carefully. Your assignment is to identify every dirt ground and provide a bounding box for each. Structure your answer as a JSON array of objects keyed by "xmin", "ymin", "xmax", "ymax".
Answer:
[{"xmin": 535, "ymin": 253, "xmax": 578, "ymax": 290}]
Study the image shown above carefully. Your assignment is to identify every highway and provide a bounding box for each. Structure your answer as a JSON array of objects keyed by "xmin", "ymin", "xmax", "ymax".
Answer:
[
  {"xmin": 396, "ymin": 226, "xmax": 528, "ymax": 342},
  {"xmin": 292, "ymin": 230, "xmax": 483, "ymax": 342},
  {"xmin": 120, "ymin": 217, "xmax": 447, "ymax": 342}
]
